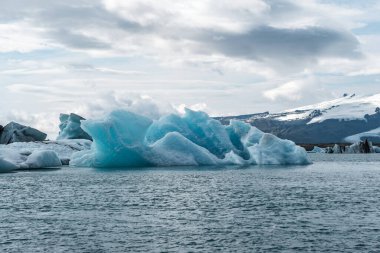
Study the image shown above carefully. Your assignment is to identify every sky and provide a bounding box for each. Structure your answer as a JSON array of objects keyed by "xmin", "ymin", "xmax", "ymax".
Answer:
[{"xmin": 1, "ymin": 0, "xmax": 380, "ymax": 137}]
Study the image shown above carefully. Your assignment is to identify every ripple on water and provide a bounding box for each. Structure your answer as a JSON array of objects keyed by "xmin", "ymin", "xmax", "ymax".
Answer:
[{"xmin": 1, "ymin": 154, "xmax": 380, "ymax": 252}]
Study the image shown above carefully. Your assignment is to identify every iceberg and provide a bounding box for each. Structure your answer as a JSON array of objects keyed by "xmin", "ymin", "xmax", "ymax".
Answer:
[
  {"xmin": 0, "ymin": 122, "xmax": 47, "ymax": 144},
  {"xmin": 323, "ymin": 141, "xmax": 379, "ymax": 154},
  {"xmin": 345, "ymin": 141, "xmax": 374, "ymax": 154},
  {"xmin": 309, "ymin": 146, "xmax": 326, "ymax": 153},
  {"xmin": 20, "ymin": 150, "xmax": 62, "ymax": 169},
  {"xmin": 0, "ymin": 158, "xmax": 18, "ymax": 173},
  {"xmin": 57, "ymin": 113, "xmax": 92, "ymax": 140},
  {"xmin": 0, "ymin": 139, "xmax": 92, "ymax": 171},
  {"xmin": 70, "ymin": 109, "xmax": 311, "ymax": 168}
]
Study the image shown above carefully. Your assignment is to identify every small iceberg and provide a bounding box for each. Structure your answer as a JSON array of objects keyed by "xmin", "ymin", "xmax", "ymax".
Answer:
[
  {"xmin": 0, "ymin": 139, "xmax": 92, "ymax": 172},
  {"xmin": 309, "ymin": 146, "xmax": 326, "ymax": 153},
  {"xmin": 70, "ymin": 109, "xmax": 311, "ymax": 168},
  {"xmin": 57, "ymin": 113, "xmax": 92, "ymax": 141},
  {"xmin": 0, "ymin": 158, "xmax": 18, "ymax": 173},
  {"xmin": 20, "ymin": 150, "xmax": 62, "ymax": 169}
]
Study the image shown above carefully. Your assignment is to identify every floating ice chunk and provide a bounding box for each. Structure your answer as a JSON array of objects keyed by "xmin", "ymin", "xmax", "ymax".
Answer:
[
  {"xmin": 21, "ymin": 150, "xmax": 62, "ymax": 169},
  {"xmin": 0, "ymin": 158, "xmax": 18, "ymax": 172},
  {"xmin": 309, "ymin": 146, "xmax": 326, "ymax": 153},
  {"xmin": 248, "ymin": 134, "xmax": 311, "ymax": 165},
  {"xmin": 57, "ymin": 113, "xmax": 92, "ymax": 140},
  {"xmin": 71, "ymin": 109, "xmax": 311, "ymax": 168},
  {"xmin": 344, "ymin": 141, "xmax": 374, "ymax": 154},
  {"xmin": 0, "ymin": 139, "xmax": 91, "ymax": 170}
]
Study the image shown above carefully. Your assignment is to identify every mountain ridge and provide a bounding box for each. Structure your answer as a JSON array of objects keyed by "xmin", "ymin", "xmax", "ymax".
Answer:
[{"xmin": 215, "ymin": 93, "xmax": 380, "ymax": 144}]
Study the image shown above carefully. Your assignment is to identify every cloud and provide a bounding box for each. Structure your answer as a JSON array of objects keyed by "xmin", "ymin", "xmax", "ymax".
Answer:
[
  {"xmin": 264, "ymin": 80, "xmax": 306, "ymax": 101},
  {"xmin": 99, "ymin": 0, "xmax": 362, "ymax": 72},
  {"xmin": 4, "ymin": 110, "xmax": 59, "ymax": 139},
  {"xmin": 1, "ymin": 92, "xmax": 177, "ymax": 138},
  {"xmin": 0, "ymin": 0, "xmax": 364, "ymax": 72},
  {"xmin": 103, "ymin": 0, "xmax": 269, "ymax": 31},
  {"xmin": 0, "ymin": 0, "xmax": 380, "ymax": 125},
  {"xmin": 195, "ymin": 26, "xmax": 361, "ymax": 71},
  {"xmin": 48, "ymin": 29, "xmax": 110, "ymax": 50},
  {"xmin": 75, "ymin": 92, "xmax": 177, "ymax": 120},
  {"xmin": 0, "ymin": 22, "xmax": 50, "ymax": 53},
  {"xmin": 263, "ymin": 77, "xmax": 331, "ymax": 103},
  {"xmin": 176, "ymin": 102, "xmax": 208, "ymax": 114}
]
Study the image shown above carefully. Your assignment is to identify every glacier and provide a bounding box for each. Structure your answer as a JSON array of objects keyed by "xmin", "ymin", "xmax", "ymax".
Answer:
[
  {"xmin": 309, "ymin": 146, "xmax": 326, "ymax": 153},
  {"xmin": 70, "ymin": 109, "xmax": 311, "ymax": 168},
  {"xmin": 344, "ymin": 127, "xmax": 380, "ymax": 143}
]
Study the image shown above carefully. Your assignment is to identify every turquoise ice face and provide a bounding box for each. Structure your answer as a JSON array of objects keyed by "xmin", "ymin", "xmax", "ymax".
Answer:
[{"xmin": 70, "ymin": 109, "xmax": 311, "ymax": 168}]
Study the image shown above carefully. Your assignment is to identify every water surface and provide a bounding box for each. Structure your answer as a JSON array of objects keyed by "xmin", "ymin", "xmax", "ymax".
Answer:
[{"xmin": 1, "ymin": 154, "xmax": 380, "ymax": 252}]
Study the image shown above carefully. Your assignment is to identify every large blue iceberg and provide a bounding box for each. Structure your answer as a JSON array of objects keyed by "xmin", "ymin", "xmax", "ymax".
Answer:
[{"xmin": 70, "ymin": 109, "xmax": 311, "ymax": 168}]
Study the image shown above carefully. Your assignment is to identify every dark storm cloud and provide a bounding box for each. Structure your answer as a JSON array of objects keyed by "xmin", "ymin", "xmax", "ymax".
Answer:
[
  {"xmin": 265, "ymin": 0, "xmax": 302, "ymax": 16},
  {"xmin": 195, "ymin": 26, "xmax": 361, "ymax": 66}
]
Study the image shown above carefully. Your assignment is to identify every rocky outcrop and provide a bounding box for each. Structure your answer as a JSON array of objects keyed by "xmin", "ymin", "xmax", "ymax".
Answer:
[{"xmin": 0, "ymin": 122, "xmax": 47, "ymax": 144}]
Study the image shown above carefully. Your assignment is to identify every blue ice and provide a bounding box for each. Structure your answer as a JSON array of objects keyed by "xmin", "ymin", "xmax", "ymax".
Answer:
[{"xmin": 70, "ymin": 109, "xmax": 311, "ymax": 168}]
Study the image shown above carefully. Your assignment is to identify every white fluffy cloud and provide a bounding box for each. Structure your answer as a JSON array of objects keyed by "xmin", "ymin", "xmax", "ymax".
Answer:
[
  {"xmin": 0, "ymin": 0, "xmax": 380, "ymax": 137},
  {"xmin": 0, "ymin": 22, "xmax": 51, "ymax": 53},
  {"xmin": 264, "ymin": 80, "xmax": 307, "ymax": 101},
  {"xmin": 103, "ymin": 0, "xmax": 269, "ymax": 32},
  {"xmin": 0, "ymin": 0, "xmax": 364, "ymax": 71}
]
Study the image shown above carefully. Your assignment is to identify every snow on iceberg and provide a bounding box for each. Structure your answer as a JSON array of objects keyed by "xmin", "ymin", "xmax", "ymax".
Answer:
[
  {"xmin": 0, "ymin": 139, "xmax": 92, "ymax": 171},
  {"xmin": 70, "ymin": 109, "xmax": 311, "ymax": 168},
  {"xmin": 20, "ymin": 150, "xmax": 62, "ymax": 169}
]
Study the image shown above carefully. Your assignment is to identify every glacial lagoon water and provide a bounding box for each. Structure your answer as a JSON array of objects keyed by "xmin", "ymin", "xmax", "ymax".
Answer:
[{"xmin": 1, "ymin": 154, "xmax": 380, "ymax": 252}]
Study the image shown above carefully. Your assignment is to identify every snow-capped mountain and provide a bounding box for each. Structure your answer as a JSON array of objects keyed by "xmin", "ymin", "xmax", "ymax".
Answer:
[
  {"xmin": 216, "ymin": 93, "xmax": 380, "ymax": 144},
  {"xmin": 267, "ymin": 93, "xmax": 380, "ymax": 123}
]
